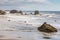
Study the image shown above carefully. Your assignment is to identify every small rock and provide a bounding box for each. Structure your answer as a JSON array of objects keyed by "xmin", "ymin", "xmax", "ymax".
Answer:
[
  {"xmin": 17, "ymin": 36, "xmax": 22, "ymax": 38},
  {"xmin": 8, "ymin": 20, "xmax": 11, "ymax": 21}
]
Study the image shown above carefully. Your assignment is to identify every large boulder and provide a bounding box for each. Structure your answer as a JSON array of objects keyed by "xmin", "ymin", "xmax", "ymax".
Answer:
[
  {"xmin": 34, "ymin": 10, "xmax": 39, "ymax": 15},
  {"xmin": 18, "ymin": 11, "xmax": 23, "ymax": 15},
  {"xmin": 38, "ymin": 22, "xmax": 57, "ymax": 33},
  {"xmin": 10, "ymin": 10, "xmax": 18, "ymax": 13},
  {"xmin": 0, "ymin": 10, "xmax": 6, "ymax": 15}
]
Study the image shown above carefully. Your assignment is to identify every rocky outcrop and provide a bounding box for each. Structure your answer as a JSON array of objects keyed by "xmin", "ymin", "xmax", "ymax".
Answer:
[
  {"xmin": 0, "ymin": 10, "xmax": 6, "ymax": 15},
  {"xmin": 34, "ymin": 10, "xmax": 39, "ymax": 15},
  {"xmin": 18, "ymin": 11, "xmax": 23, "ymax": 15},
  {"xmin": 10, "ymin": 10, "xmax": 18, "ymax": 13},
  {"xmin": 38, "ymin": 22, "xmax": 57, "ymax": 33}
]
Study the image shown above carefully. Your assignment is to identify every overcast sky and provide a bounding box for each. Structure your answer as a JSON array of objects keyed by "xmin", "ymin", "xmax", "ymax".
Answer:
[{"xmin": 0, "ymin": 0, "xmax": 60, "ymax": 11}]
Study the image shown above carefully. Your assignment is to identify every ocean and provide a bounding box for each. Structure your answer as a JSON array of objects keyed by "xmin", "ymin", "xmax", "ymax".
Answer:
[{"xmin": 0, "ymin": 11, "xmax": 60, "ymax": 40}]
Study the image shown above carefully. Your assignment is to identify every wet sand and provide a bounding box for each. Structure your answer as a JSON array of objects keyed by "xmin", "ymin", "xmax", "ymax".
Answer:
[
  {"xmin": 0, "ymin": 15, "xmax": 60, "ymax": 40},
  {"xmin": 0, "ymin": 15, "xmax": 37, "ymax": 40}
]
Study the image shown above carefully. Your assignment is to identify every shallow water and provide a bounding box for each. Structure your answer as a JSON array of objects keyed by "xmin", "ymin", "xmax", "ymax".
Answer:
[{"xmin": 0, "ymin": 13, "xmax": 60, "ymax": 40}]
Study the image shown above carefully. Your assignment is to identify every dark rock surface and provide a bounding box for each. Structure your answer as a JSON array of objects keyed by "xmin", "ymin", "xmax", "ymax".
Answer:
[
  {"xmin": 38, "ymin": 22, "xmax": 57, "ymax": 33},
  {"xmin": 18, "ymin": 11, "xmax": 23, "ymax": 15},
  {"xmin": 10, "ymin": 10, "xmax": 18, "ymax": 13},
  {"xmin": 34, "ymin": 10, "xmax": 39, "ymax": 15},
  {"xmin": 0, "ymin": 10, "xmax": 6, "ymax": 15}
]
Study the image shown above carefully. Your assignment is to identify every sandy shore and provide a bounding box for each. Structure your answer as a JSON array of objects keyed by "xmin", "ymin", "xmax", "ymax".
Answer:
[{"xmin": 0, "ymin": 14, "xmax": 60, "ymax": 40}]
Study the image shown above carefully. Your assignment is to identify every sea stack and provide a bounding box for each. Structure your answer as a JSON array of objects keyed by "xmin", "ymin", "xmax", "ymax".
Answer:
[{"xmin": 38, "ymin": 22, "xmax": 57, "ymax": 33}]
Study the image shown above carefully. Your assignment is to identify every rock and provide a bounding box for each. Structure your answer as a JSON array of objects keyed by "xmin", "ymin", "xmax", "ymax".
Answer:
[
  {"xmin": 10, "ymin": 10, "xmax": 18, "ymax": 13},
  {"xmin": 34, "ymin": 10, "xmax": 39, "ymax": 15},
  {"xmin": 38, "ymin": 22, "xmax": 57, "ymax": 33},
  {"xmin": 8, "ymin": 20, "xmax": 11, "ymax": 21},
  {"xmin": 18, "ymin": 11, "xmax": 23, "ymax": 15},
  {"xmin": 0, "ymin": 10, "xmax": 6, "ymax": 15}
]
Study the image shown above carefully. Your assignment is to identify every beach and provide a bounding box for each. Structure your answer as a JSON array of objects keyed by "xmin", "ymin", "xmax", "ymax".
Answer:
[{"xmin": 0, "ymin": 13, "xmax": 60, "ymax": 40}]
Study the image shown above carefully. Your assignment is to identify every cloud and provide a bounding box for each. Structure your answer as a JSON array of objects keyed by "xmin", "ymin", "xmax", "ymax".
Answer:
[
  {"xmin": 26, "ymin": 0, "xmax": 48, "ymax": 2},
  {"xmin": 0, "ymin": 0, "xmax": 52, "ymax": 5},
  {"xmin": 0, "ymin": 0, "xmax": 24, "ymax": 5},
  {"xmin": 0, "ymin": 0, "xmax": 53, "ymax": 10}
]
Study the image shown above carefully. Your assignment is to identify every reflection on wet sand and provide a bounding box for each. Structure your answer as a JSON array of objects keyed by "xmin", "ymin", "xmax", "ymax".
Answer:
[
  {"xmin": 43, "ymin": 36, "xmax": 51, "ymax": 39},
  {"xmin": 0, "ymin": 39, "xmax": 18, "ymax": 40},
  {"xmin": 42, "ymin": 32, "xmax": 59, "ymax": 40},
  {"xmin": 42, "ymin": 32, "xmax": 52, "ymax": 39}
]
